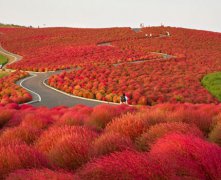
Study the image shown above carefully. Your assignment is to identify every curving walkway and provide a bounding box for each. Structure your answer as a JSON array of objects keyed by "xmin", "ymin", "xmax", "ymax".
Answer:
[
  {"xmin": 0, "ymin": 47, "xmax": 105, "ymax": 107},
  {"xmin": 0, "ymin": 36, "xmax": 174, "ymax": 108}
]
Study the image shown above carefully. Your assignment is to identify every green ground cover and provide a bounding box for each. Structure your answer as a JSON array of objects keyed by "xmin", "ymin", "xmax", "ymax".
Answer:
[
  {"xmin": 202, "ymin": 72, "xmax": 221, "ymax": 101},
  {"xmin": 0, "ymin": 54, "xmax": 8, "ymax": 66}
]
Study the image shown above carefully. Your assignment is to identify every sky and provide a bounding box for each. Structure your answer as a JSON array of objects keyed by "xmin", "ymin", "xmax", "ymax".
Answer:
[{"xmin": 0, "ymin": 0, "xmax": 220, "ymax": 32}]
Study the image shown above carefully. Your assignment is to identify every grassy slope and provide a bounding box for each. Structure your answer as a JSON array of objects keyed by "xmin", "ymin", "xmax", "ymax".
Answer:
[
  {"xmin": 202, "ymin": 72, "xmax": 221, "ymax": 101},
  {"xmin": 0, "ymin": 72, "xmax": 9, "ymax": 78},
  {"xmin": 0, "ymin": 23, "xmax": 24, "ymax": 28},
  {"xmin": 0, "ymin": 54, "xmax": 8, "ymax": 65}
]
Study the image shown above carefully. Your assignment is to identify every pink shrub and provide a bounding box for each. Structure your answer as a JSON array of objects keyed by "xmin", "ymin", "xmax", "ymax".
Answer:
[
  {"xmin": 105, "ymin": 112, "xmax": 149, "ymax": 141},
  {"xmin": 149, "ymin": 134, "xmax": 221, "ymax": 179},
  {"xmin": 36, "ymin": 126, "xmax": 98, "ymax": 169},
  {"xmin": 91, "ymin": 132, "xmax": 135, "ymax": 157},
  {"xmin": 0, "ymin": 144, "xmax": 49, "ymax": 179},
  {"xmin": 136, "ymin": 122, "xmax": 204, "ymax": 151},
  {"xmin": 0, "ymin": 126, "xmax": 42, "ymax": 145},
  {"xmin": 77, "ymin": 150, "xmax": 170, "ymax": 180},
  {"xmin": 6, "ymin": 169, "xmax": 77, "ymax": 180}
]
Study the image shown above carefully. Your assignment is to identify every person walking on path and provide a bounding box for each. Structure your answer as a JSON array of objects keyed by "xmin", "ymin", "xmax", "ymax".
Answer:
[{"xmin": 120, "ymin": 93, "xmax": 128, "ymax": 104}]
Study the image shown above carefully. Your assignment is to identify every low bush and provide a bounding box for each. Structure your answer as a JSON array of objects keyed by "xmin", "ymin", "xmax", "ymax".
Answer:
[
  {"xmin": 105, "ymin": 112, "xmax": 149, "ymax": 141},
  {"xmin": 91, "ymin": 132, "xmax": 135, "ymax": 157},
  {"xmin": 6, "ymin": 168, "xmax": 77, "ymax": 180},
  {"xmin": 36, "ymin": 126, "xmax": 98, "ymax": 170},
  {"xmin": 0, "ymin": 144, "xmax": 49, "ymax": 179},
  {"xmin": 136, "ymin": 122, "xmax": 204, "ymax": 151},
  {"xmin": 77, "ymin": 150, "xmax": 170, "ymax": 180},
  {"xmin": 149, "ymin": 134, "xmax": 221, "ymax": 179}
]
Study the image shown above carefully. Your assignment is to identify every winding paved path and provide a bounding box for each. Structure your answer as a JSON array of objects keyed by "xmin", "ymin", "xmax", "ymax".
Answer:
[
  {"xmin": 0, "ymin": 33, "xmax": 173, "ymax": 108},
  {"xmin": 0, "ymin": 47, "xmax": 103, "ymax": 108}
]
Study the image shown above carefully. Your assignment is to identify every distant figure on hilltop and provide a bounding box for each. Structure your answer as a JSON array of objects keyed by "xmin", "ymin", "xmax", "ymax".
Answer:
[{"xmin": 120, "ymin": 93, "xmax": 128, "ymax": 104}]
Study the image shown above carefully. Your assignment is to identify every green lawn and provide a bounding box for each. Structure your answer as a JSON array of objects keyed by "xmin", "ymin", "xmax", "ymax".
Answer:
[
  {"xmin": 0, "ymin": 72, "xmax": 9, "ymax": 78},
  {"xmin": 0, "ymin": 54, "xmax": 8, "ymax": 66},
  {"xmin": 202, "ymin": 72, "xmax": 221, "ymax": 101}
]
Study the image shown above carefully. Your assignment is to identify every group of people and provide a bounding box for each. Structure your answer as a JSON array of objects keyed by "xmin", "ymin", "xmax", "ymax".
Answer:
[
  {"xmin": 145, "ymin": 33, "xmax": 152, "ymax": 37},
  {"xmin": 145, "ymin": 31, "xmax": 170, "ymax": 38}
]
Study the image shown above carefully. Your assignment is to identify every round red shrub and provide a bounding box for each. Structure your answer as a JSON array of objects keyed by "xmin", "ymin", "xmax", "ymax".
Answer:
[
  {"xmin": 0, "ymin": 126, "xmax": 42, "ymax": 145},
  {"xmin": 136, "ymin": 122, "xmax": 204, "ymax": 151},
  {"xmin": 0, "ymin": 144, "xmax": 49, "ymax": 179},
  {"xmin": 6, "ymin": 168, "xmax": 77, "ymax": 180},
  {"xmin": 171, "ymin": 109, "xmax": 214, "ymax": 134},
  {"xmin": 54, "ymin": 111, "xmax": 86, "ymax": 127},
  {"xmin": 36, "ymin": 126, "xmax": 98, "ymax": 169},
  {"xmin": 91, "ymin": 132, "xmax": 135, "ymax": 157},
  {"xmin": 87, "ymin": 104, "xmax": 119, "ymax": 129},
  {"xmin": 77, "ymin": 150, "xmax": 170, "ymax": 180},
  {"xmin": 105, "ymin": 112, "xmax": 149, "ymax": 141},
  {"xmin": 0, "ymin": 109, "xmax": 15, "ymax": 128},
  {"xmin": 20, "ymin": 113, "xmax": 53, "ymax": 129},
  {"xmin": 209, "ymin": 122, "xmax": 221, "ymax": 146},
  {"xmin": 149, "ymin": 134, "xmax": 221, "ymax": 179}
]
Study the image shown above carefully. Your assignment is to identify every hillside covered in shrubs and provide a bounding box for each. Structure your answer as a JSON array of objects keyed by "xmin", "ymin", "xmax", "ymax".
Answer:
[{"xmin": 0, "ymin": 103, "xmax": 221, "ymax": 179}]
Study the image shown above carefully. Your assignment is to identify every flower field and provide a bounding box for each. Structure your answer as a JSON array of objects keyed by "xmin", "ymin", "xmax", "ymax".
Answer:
[
  {"xmin": 1, "ymin": 26, "xmax": 221, "ymax": 104},
  {"xmin": 0, "ymin": 26, "xmax": 221, "ymax": 178},
  {"xmin": 0, "ymin": 71, "xmax": 31, "ymax": 104},
  {"xmin": 46, "ymin": 27, "xmax": 220, "ymax": 105},
  {"xmin": 0, "ymin": 103, "xmax": 221, "ymax": 179}
]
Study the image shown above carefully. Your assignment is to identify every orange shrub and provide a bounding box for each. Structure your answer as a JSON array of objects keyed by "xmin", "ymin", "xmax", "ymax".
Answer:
[
  {"xmin": 136, "ymin": 122, "xmax": 204, "ymax": 151},
  {"xmin": 36, "ymin": 126, "xmax": 98, "ymax": 169},
  {"xmin": 6, "ymin": 169, "xmax": 77, "ymax": 180},
  {"xmin": 0, "ymin": 109, "xmax": 15, "ymax": 128},
  {"xmin": 54, "ymin": 111, "xmax": 85, "ymax": 127},
  {"xmin": 0, "ymin": 144, "xmax": 49, "ymax": 179},
  {"xmin": 105, "ymin": 112, "xmax": 149, "ymax": 141},
  {"xmin": 91, "ymin": 132, "xmax": 135, "ymax": 157},
  {"xmin": 0, "ymin": 126, "xmax": 42, "ymax": 145},
  {"xmin": 149, "ymin": 134, "xmax": 221, "ymax": 179},
  {"xmin": 20, "ymin": 112, "xmax": 53, "ymax": 129},
  {"xmin": 87, "ymin": 104, "xmax": 120, "ymax": 129},
  {"xmin": 209, "ymin": 122, "xmax": 221, "ymax": 146},
  {"xmin": 77, "ymin": 150, "xmax": 170, "ymax": 180}
]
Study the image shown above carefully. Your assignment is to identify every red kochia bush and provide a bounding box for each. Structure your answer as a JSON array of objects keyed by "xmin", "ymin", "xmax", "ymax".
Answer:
[
  {"xmin": 6, "ymin": 169, "xmax": 77, "ymax": 180},
  {"xmin": 77, "ymin": 150, "xmax": 170, "ymax": 180},
  {"xmin": 0, "ymin": 126, "xmax": 42, "ymax": 145},
  {"xmin": 174, "ymin": 109, "xmax": 214, "ymax": 134},
  {"xmin": 136, "ymin": 122, "xmax": 204, "ymax": 151},
  {"xmin": 105, "ymin": 112, "xmax": 149, "ymax": 141},
  {"xmin": 91, "ymin": 132, "xmax": 135, "ymax": 157},
  {"xmin": 87, "ymin": 104, "xmax": 123, "ymax": 129},
  {"xmin": 54, "ymin": 110, "xmax": 88, "ymax": 127},
  {"xmin": 0, "ymin": 109, "xmax": 15, "ymax": 128},
  {"xmin": 149, "ymin": 134, "xmax": 221, "ymax": 179},
  {"xmin": 36, "ymin": 126, "xmax": 98, "ymax": 170},
  {"xmin": 0, "ymin": 144, "xmax": 49, "ymax": 179},
  {"xmin": 209, "ymin": 122, "xmax": 221, "ymax": 146},
  {"xmin": 20, "ymin": 113, "xmax": 53, "ymax": 129}
]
